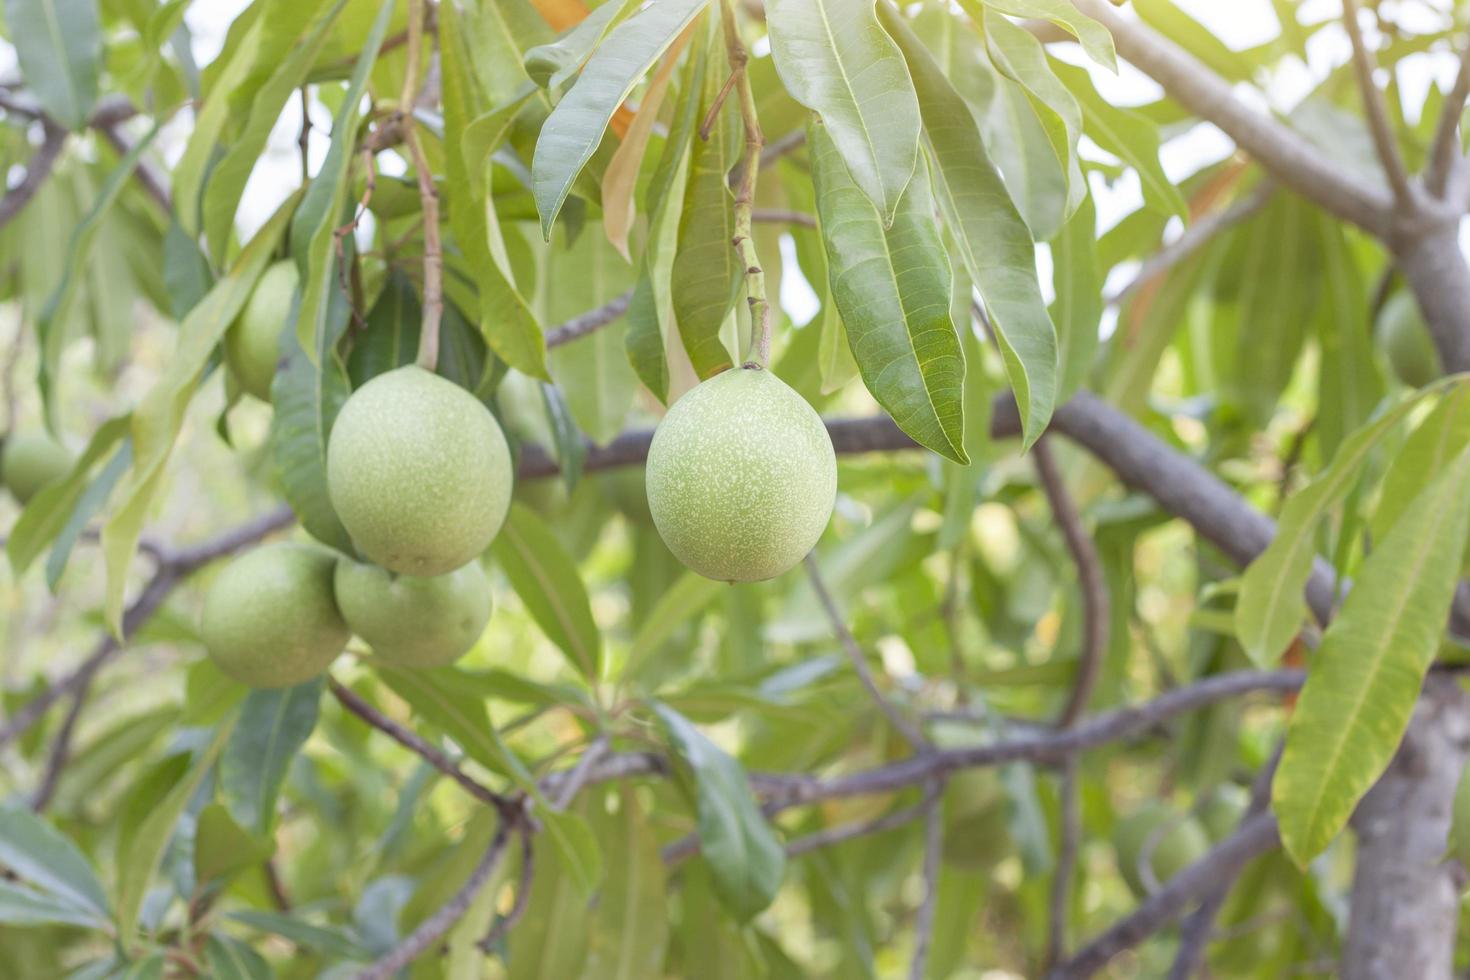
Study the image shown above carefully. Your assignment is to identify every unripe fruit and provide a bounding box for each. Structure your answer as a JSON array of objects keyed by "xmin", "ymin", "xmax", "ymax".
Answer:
[
  {"xmin": 645, "ymin": 367, "xmax": 836, "ymax": 582},
  {"xmin": 1377, "ymin": 291, "xmax": 1442, "ymax": 389},
  {"xmin": 201, "ymin": 543, "xmax": 348, "ymax": 688},
  {"xmin": 1112, "ymin": 802, "xmax": 1210, "ymax": 897},
  {"xmin": 225, "ymin": 260, "xmax": 299, "ymax": 402},
  {"xmin": 1198, "ymin": 783, "xmax": 1250, "ymax": 843},
  {"xmin": 1, "ymin": 433, "xmax": 73, "ymax": 504},
  {"xmin": 327, "ymin": 366, "xmax": 513, "ymax": 576},
  {"xmin": 334, "ymin": 559, "xmax": 492, "ymax": 668}
]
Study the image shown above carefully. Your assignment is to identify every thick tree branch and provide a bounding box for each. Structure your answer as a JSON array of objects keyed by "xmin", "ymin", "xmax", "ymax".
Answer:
[
  {"xmin": 544, "ymin": 288, "xmax": 633, "ymax": 349},
  {"xmin": 1069, "ymin": 0, "xmax": 1393, "ymax": 236},
  {"xmin": 1424, "ymin": 42, "xmax": 1470, "ymax": 197},
  {"xmin": 1340, "ymin": 0, "xmax": 1416, "ymax": 207}
]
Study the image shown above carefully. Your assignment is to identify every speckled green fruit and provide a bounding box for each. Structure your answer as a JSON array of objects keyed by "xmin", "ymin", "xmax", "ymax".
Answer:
[
  {"xmin": 225, "ymin": 259, "xmax": 299, "ymax": 402},
  {"xmin": 334, "ymin": 559, "xmax": 492, "ymax": 668},
  {"xmin": 1, "ymin": 433, "xmax": 72, "ymax": 504},
  {"xmin": 1378, "ymin": 291, "xmax": 1442, "ymax": 388},
  {"xmin": 645, "ymin": 367, "xmax": 835, "ymax": 583},
  {"xmin": 327, "ymin": 366, "xmax": 512, "ymax": 576},
  {"xmin": 1113, "ymin": 802, "xmax": 1210, "ymax": 897},
  {"xmin": 201, "ymin": 543, "xmax": 348, "ymax": 688},
  {"xmin": 1199, "ymin": 783, "xmax": 1250, "ymax": 843}
]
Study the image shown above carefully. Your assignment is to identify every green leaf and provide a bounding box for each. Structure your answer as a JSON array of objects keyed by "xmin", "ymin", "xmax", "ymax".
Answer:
[
  {"xmin": 1372, "ymin": 388, "xmax": 1470, "ymax": 542},
  {"xmin": 193, "ymin": 804, "xmax": 271, "ymax": 888},
  {"xmin": 441, "ymin": 0, "xmax": 548, "ymax": 379},
  {"xmin": 289, "ymin": 0, "xmax": 394, "ymax": 358},
  {"xmin": 204, "ymin": 0, "xmax": 347, "ymax": 265},
  {"xmin": 766, "ymin": 0, "xmax": 921, "ymax": 224},
  {"xmin": 46, "ymin": 441, "xmax": 131, "ymax": 591},
  {"xmin": 6, "ymin": 0, "xmax": 99, "ymax": 129},
  {"xmin": 532, "ymin": 0, "xmax": 710, "ymax": 237},
  {"xmin": 203, "ymin": 934, "xmax": 273, "ymax": 980},
  {"xmin": 1054, "ymin": 60, "xmax": 1187, "ymax": 220},
  {"xmin": 114, "ymin": 954, "xmax": 164, "ymax": 980},
  {"xmin": 0, "ymin": 880, "xmax": 108, "ymax": 928},
  {"xmin": 883, "ymin": 4, "xmax": 1056, "ymax": 448},
  {"xmin": 1050, "ymin": 193, "xmax": 1101, "ymax": 403},
  {"xmin": 983, "ymin": 0, "xmax": 1116, "ymax": 71},
  {"xmin": 808, "ymin": 121, "xmax": 968, "ymax": 464},
  {"xmin": 225, "ymin": 909, "xmax": 369, "ymax": 960},
  {"xmin": 623, "ymin": 570, "xmax": 725, "ymax": 683},
  {"xmin": 1234, "ymin": 386, "xmax": 1449, "ymax": 665},
  {"xmin": 101, "ymin": 193, "xmax": 297, "ymax": 635},
  {"xmin": 115, "ymin": 721, "xmax": 234, "ymax": 943},
  {"xmin": 507, "ymin": 825, "xmax": 593, "ymax": 980},
  {"xmin": 0, "ymin": 807, "xmax": 109, "ymax": 918},
  {"xmin": 493, "ymin": 503, "xmax": 602, "ymax": 682},
  {"xmin": 670, "ymin": 22, "xmax": 740, "ymax": 379},
  {"xmin": 579, "ymin": 789, "xmax": 668, "ymax": 980},
  {"xmin": 219, "ymin": 679, "xmax": 324, "ymax": 837},
  {"xmin": 1273, "ymin": 447, "xmax": 1470, "ymax": 864},
  {"xmin": 654, "ymin": 703, "xmax": 784, "ymax": 920},
  {"xmin": 524, "ymin": 0, "xmax": 638, "ymax": 90},
  {"xmin": 7, "ymin": 414, "xmax": 129, "ymax": 576},
  {"xmin": 1314, "ymin": 211, "xmax": 1383, "ymax": 459}
]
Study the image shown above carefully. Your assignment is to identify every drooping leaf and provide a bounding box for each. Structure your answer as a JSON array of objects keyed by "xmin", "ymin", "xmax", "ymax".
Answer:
[
  {"xmin": 623, "ymin": 570, "xmax": 726, "ymax": 683},
  {"xmin": 0, "ymin": 880, "xmax": 109, "ymax": 928},
  {"xmin": 983, "ymin": 0, "xmax": 1116, "ymax": 71},
  {"xmin": 1050, "ymin": 194, "xmax": 1101, "ymax": 404},
  {"xmin": 532, "ymin": 0, "xmax": 710, "ymax": 237},
  {"xmin": 808, "ymin": 121, "xmax": 968, "ymax": 464},
  {"xmin": 193, "ymin": 805, "xmax": 272, "ymax": 889},
  {"xmin": 202, "ymin": 934, "xmax": 273, "ymax": 980},
  {"xmin": 883, "ymin": 4, "xmax": 1055, "ymax": 447},
  {"xmin": 654, "ymin": 703, "xmax": 784, "ymax": 920},
  {"xmin": 580, "ymin": 789, "xmax": 668, "ymax": 980},
  {"xmin": 6, "ymin": 0, "xmax": 100, "ymax": 129},
  {"xmin": 1274, "ymin": 447, "xmax": 1470, "ymax": 864},
  {"xmin": 225, "ymin": 909, "xmax": 369, "ymax": 961},
  {"xmin": 525, "ymin": 0, "xmax": 639, "ymax": 91},
  {"xmin": 45, "ymin": 440, "xmax": 131, "ymax": 591},
  {"xmin": 0, "ymin": 807, "xmax": 109, "ymax": 919},
  {"xmin": 219, "ymin": 679, "xmax": 324, "ymax": 837},
  {"xmin": 7, "ymin": 414, "xmax": 129, "ymax": 576},
  {"xmin": 101, "ymin": 192, "xmax": 299, "ymax": 636},
  {"xmin": 492, "ymin": 503, "xmax": 601, "ymax": 681},
  {"xmin": 507, "ymin": 825, "xmax": 594, "ymax": 980},
  {"xmin": 1314, "ymin": 210, "xmax": 1383, "ymax": 459},
  {"xmin": 766, "ymin": 0, "xmax": 921, "ymax": 224}
]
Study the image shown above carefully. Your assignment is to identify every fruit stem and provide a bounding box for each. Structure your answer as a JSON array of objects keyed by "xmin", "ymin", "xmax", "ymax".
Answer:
[
  {"xmin": 400, "ymin": 0, "xmax": 442, "ymax": 373},
  {"xmin": 720, "ymin": 0, "xmax": 772, "ymax": 368}
]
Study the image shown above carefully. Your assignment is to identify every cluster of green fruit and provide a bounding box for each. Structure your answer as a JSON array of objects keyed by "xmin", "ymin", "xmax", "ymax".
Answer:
[
  {"xmin": 201, "ymin": 263, "xmax": 839, "ymax": 688},
  {"xmin": 1111, "ymin": 784, "xmax": 1249, "ymax": 897},
  {"xmin": 0, "ymin": 432, "xmax": 73, "ymax": 505}
]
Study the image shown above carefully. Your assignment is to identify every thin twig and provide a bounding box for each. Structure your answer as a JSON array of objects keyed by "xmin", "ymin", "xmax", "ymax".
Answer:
[
  {"xmin": 1341, "ymin": 0, "xmax": 1416, "ymax": 208},
  {"xmin": 1046, "ymin": 759, "xmax": 1082, "ymax": 970},
  {"xmin": 94, "ymin": 123, "xmax": 171, "ymax": 213},
  {"xmin": 551, "ymin": 736, "xmax": 607, "ymax": 811},
  {"xmin": 478, "ymin": 827, "xmax": 534, "ymax": 951},
  {"xmin": 908, "ymin": 786, "xmax": 944, "ymax": 980},
  {"xmin": 353, "ymin": 820, "xmax": 514, "ymax": 979},
  {"xmin": 298, "ymin": 87, "xmax": 312, "ymax": 183},
  {"xmin": 1033, "ymin": 438, "xmax": 1109, "ymax": 728},
  {"xmin": 328, "ymin": 678, "xmax": 518, "ymax": 817},
  {"xmin": 785, "ymin": 780, "xmax": 942, "ymax": 856},
  {"xmin": 719, "ymin": 0, "xmax": 772, "ymax": 367},
  {"xmin": 1424, "ymin": 41, "xmax": 1470, "ymax": 197},
  {"xmin": 29, "ymin": 687, "xmax": 86, "ymax": 811},
  {"xmin": 0, "ymin": 122, "xmax": 67, "ymax": 232},
  {"xmin": 805, "ymin": 553, "xmax": 927, "ymax": 751},
  {"xmin": 543, "ymin": 288, "xmax": 634, "ymax": 349},
  {"xmin": 397, "ymin": 0, "xmax": 441, "ymax": 371}
]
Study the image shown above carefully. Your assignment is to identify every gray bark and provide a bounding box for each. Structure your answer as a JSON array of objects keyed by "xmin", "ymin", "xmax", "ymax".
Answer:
[
  {"xmin": 1393, "ymin": 222, "xmax": 1470, "ymax": 375},
  {"xmin": 1344, "ymin": 676, "xmax": 1470, "ymax": 980}
]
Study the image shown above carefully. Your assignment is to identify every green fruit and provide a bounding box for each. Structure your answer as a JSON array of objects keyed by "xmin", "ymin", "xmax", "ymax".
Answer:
[
  {"xmin": 941, "ymin": 771, "xmax": 1011, "ymax": 869},
  {"xmin": 645, "ymin": 367, "xmax": 836, "ymax": 582},
  {"xmin": 334, "ymin": 559, "xmax": 492, "ymax": 668},
  {"xmin": 327, "ymin": 366, "xmax": 513, "ymax": 576},
  {"xmin": 1112, "ymin": 802, "xmax": 1210, "ymax": 897},
  {"xmin": 1377, "ymin": 291, "xmax": 1442, "ymax": 388},
  {"xmin": 225, "ymin": 259, "xmax": 299, "ymax": 402},
  {"xmin": 600, "ymin": 468, "xmax": 653, "ymax": 526},
  {"xmin": 201, "ymin": 543, "xmax": 348, "ymax": 688},
  {"xmin": 1199, "ymin": 783, "xmax": 1251, "ymax": 843},
  {"xmin": 1, "ymin": 433, "xmax": 73, "ymax": 504}
]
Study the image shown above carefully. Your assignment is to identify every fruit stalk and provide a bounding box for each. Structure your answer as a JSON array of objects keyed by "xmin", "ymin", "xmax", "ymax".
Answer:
[
  {"xmin": 719, "ymin": 0, "xmax": 771, "ymax": 368},
  {"xmin": 399, "ymin": 0, "xmax": 442, "ymax": 372}
]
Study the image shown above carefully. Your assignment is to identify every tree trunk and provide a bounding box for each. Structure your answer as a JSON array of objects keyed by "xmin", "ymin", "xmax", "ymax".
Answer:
[
  {"xmin": 1343, "ymin": 676, "xmax": 1470, "ymax": 980},
  {"xmin": 1394, "ymin": 222, "xmax": 1470, "ymax": 375}
]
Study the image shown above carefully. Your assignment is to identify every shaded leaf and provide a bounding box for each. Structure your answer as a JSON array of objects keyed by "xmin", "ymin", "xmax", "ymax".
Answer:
[
  {"xmin": 6, "ymin": 0, "xmax": 99, "ymax": 129},
  {"xmin": 219, "ymin": 679, "xmax": 324, "ymax": 836},
  {"xmin": 493, "ymin": 503, "xmax": 601, "ymax": 681},
  {"xmin": 0, "ymin": 807, "xmax": 109, "ymax": 918}
]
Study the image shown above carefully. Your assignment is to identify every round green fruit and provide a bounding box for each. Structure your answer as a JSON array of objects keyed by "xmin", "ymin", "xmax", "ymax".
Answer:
[
  {"xmin": 225, "ymin": 259, "xmax": 299, "ymax": 402},
  {"xmin": 334, "ymin": 559, "xmax": 492, "ymax": 668},
  {"xmin": 1, "ymin": 433, "xmax": 73, "ymax": 504},
  {"xmin": 327, "ymin": 366, "xmax": 513, "ymax": 576},
  {"xmin": 1199, "ymin": 783, "xmax": 1251, "ymax": 844},
  {"xmin": 201, "ymin": 543, "xmax": 349, "ymax": 688},
  {"xmin": 1377, "ymin": 291, "xmax": 1442, "ymax": 389},
  {"xmin": 1112, "ymin": 802, "xmax": 1210, "ymax": 897},
  {"xmin": 644, "ymin": 367, "xmax": 836, "ymax": 583}
]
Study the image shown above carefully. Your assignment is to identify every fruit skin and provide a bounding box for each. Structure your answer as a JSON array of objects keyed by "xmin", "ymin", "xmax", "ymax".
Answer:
[
  {"xmin": 201, "ymin": 543, "xmax": 349, "ymax": 688},
  {"xmin": 645, "ymin": 367, "xmax": 836, "ymax": 582},
  {"xmin": 334, "ymin": 558, "xmax": 492, "ymax": 668},
  {"xmin": 327, "ymin": 366, "xmax": 513, "ymax": 576},
  {"xmin": 1112, "ymin": 802, "xmax": 1211, "ymax": 897},
  {"xmin": 1199, "ymin": 783, "xmax": 1251, "ymax": 843},
  {"xmin": 1, "ymin": 433, "xmax": 73, "ymax": 504},
  {"xmin": 1377, "ymin": 291, "xmax": 1442, "ymax": 388},
  {"xmin": 225, "ymin": 259, "xmax": 299, "ymax": 402}
]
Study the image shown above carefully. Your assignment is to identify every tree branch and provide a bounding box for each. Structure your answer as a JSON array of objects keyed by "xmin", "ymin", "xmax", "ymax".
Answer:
[
  {"xmin": 908, "ymin": 790, "xmax": 943, "ymax": 980},
  {"xmin": 1424, "ymin": 41, "xmax": 1470, "ymax": 198},
  {"xmin": 543, "ymin": 288, "xmax": 634, "ymax": 349},
  {"xmin": 1340, "ymin": 0, "xmax": 1416, "ymax": 207},
  {"xmin": 1069, "ymin": 0, "xmax": 1393, "ymax": 236},
  {"xmin": 0, "ymin": 121, "xmax": 67, "ymax": 232}
]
